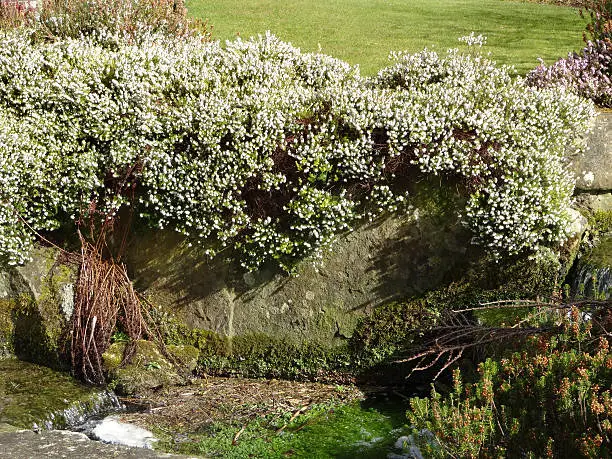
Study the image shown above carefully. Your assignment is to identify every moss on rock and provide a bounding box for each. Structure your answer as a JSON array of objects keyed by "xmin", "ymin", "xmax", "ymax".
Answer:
[
  {"xmin": 103, "ymin": 340, "xmax": 199, "ymax": 395},
  {"xmin": 0, "ymin": 247, "xmax": 75, "ymax": 368},
  {"xmin": 0, "ymin": 357, "xmax": 115, "ymax": 429}
]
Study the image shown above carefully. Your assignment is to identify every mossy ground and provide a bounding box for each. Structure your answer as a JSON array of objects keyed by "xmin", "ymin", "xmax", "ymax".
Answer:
[
  {"xmin": 115, "ymin": 376, "xmax": 408, "ymax": 459},
  {"xmin": 156, "ymin": 402, "xmax": 406, "ymax": 459},
  {"xmin": 103, "ymin": 340, "xmax": 200, "ymax": 395}
]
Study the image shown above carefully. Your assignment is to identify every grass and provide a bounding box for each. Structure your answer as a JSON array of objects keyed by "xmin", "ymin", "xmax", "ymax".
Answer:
[{"xmin": 187, "ymin": 0, "xmax": 587, "ymax": 75}]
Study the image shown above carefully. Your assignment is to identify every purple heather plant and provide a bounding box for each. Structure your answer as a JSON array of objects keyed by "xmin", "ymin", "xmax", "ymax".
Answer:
[{"xmin": 527, "ymin": 39, "xmax": 612, "ymax": 107}]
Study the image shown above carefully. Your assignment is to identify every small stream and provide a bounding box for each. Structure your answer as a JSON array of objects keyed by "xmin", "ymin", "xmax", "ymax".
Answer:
[
  {"xmin": 570, "ymin": 234, "xmax": 612, "ymax": 299},
  {"xmin": 0, "ymin": 356, "xmax": 166, "ymax": 449}
]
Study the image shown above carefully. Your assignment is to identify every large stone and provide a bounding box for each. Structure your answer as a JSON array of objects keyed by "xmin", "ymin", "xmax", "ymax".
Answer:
[
  {"xmin": 103, "ymin": 340, "xmax": 200, "ymax": 395},
  {"xmin": 0, "ymin": 357, "xmax": 119, "ymax": 430},
  {"xmin": 574, "ymin": 193, "xmax": 612, "ymax": 214},
  {"xmin": 0, "ymin": 247, "xmax": 75, "ymax": 365},
  {"xmin": 569, "ymin": 112, "xmax": 612, "ymax": 193},
  {"xmin": 128, "ymin": 180, "xmax": 474, "ymax": 347}
]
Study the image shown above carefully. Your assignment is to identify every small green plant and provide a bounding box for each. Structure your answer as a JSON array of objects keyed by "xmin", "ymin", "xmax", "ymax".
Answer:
[
  {"xmin": 110, "ymin": 331, "xmax": 129, "ymax": 343},
  {"xmin": 145, "ymin": 361, "xmax": 161, "ymax": 370}
]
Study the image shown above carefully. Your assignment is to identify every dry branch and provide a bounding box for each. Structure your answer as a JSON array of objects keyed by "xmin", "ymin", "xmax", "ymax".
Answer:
[{"xmin": 397, "ymin": 298, "xmax": 612, "ymax": 381}]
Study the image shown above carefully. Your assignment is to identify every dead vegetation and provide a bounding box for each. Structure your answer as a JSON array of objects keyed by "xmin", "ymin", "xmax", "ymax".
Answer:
[{"xmin": 116, "ymin": 376, "xmax": 364, "ymax": 434}]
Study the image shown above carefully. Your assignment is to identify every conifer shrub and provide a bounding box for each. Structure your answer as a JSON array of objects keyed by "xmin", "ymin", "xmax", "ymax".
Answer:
[
  {"xmin": 0, "ymin": 30, "xmax": 595, "ymax": 271},
  {"xmin": 406, "ymin": 307, "xmax": 612, "ymax": 457}
]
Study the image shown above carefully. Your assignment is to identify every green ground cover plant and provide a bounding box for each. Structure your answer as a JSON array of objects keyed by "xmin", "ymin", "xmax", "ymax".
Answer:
[
  {"xmin": 186, "ymin": 0, "xmax": 586, "ymax": 75},
  {"xmin": 155, "ymin": 401, "xmax": 406, "ymax": 458}
]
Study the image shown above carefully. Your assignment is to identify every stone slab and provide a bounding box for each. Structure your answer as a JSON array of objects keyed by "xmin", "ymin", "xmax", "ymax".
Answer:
[{"xmin": 0, "ymin": 430, "xmax": 192, "ymax": 458}]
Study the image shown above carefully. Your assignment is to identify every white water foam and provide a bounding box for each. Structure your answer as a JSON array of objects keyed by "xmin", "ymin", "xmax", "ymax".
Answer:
[{"xmin": 92, "ymin": 415, "xmax": 157, "ymax": 449}]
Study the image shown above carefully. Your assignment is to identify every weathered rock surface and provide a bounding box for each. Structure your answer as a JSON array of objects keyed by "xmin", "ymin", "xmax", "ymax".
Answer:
[
  {"xmin": 103, "ymin": 340, "xmax": 200, "ymax": 395},
  {"xmin": 575, "ymin": 193, "xmax": 612, "ymax": 213},
  {"xmin": 0, "ymin": 357, "xmax": 120, "ymax": 430},
  {"xmin": 0, "ymin": 430, "xmax": 190, "ymax": 458},
  {"xmin": 0, "ymin": 246, "xmax": 74, "ymax": 364},
  {"xmin": 128, "ymin": 181, "xmax": 473, "ymax": 346},
  {"xmin": 569, "ymin": 111, "xmax": 612, "ymax": 193}
]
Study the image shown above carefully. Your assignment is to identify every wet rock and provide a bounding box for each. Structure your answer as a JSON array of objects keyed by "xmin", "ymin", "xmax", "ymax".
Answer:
[
  {"xmin": 0, "ymin": 246, "xmax": 75, "ymax": 367},
  {"xmin": 0, "ymin": 430, "xmax": 189, "ymax": 458},
  {"xmin": 0, "ymin": 357, "xmax": 120, "ymax": 430},
  {"xmin": 571, "ymin": 234, "xmax": 612, "ymax": 299}
]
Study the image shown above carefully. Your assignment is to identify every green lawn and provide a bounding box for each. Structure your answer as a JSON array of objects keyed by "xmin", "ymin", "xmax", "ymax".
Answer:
[{"xmin": 187, "ymin": 0, "xmax": 586, "ymax": 75}]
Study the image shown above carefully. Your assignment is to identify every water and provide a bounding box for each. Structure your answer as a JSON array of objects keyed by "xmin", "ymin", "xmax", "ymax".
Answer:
[
  {"xmin": 570, "ymin": 234, "xmax": 612, "ymax": 300},
  {"xmin": 74, "ymin": 415, "xmax": 158, "ymax": 449},
  {"xmin": 572, "ymin": 263, "xmax": 612, "ymax": 299}
]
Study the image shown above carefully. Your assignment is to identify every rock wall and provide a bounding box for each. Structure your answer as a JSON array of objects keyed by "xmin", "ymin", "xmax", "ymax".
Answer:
[
  {"xmin": 568, "ymin": 111, "xmax": 612, "ymax": 299},
  {"xmin": 0, "ymin": 246, "xmax": 74, "ymax": 364},
  {"xmin": 1, "ymin": 113, "xmax": 612, "ymax": 364},
  {"xmin": 127, "ymin": 179, "xmax": 474, "ymax": 347},
  {"xmin": 570, "ymin": 112, "xmax": 612, "ymax": 195}
]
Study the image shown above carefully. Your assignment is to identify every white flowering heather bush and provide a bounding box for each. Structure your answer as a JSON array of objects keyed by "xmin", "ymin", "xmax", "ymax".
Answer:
[
  {"xmin": 0, "ymin": 30, "xmax": 595, "ymax": 271},
  {"xmin": 527, "ymin": 40, "xmax": 612, "ymax": 107}
]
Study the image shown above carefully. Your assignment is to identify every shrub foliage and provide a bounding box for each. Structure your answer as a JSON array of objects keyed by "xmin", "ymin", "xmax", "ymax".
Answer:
[
  {"xmin": 407, "ymin": 307, "xmax": 612, "ymax": 457},
  {"xmin": 527, "ymin": 39, "xmax": 612, "ymax": 107},
  {"xmin": 0, "ymin": 30, "xmax": 594, "ymax": 270},
  {"xmin": 0, "ymin": 0, "xmax": 208, "ymax": 39}
]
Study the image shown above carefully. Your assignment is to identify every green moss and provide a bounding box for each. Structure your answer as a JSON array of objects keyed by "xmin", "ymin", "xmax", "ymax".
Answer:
[
  {"xmin": 155, "ymin": 400, "xmax": 408, "ymax": 459},
  {"xmin": 166, "ymin": 344, "xmax": 199, "ymax": 371},
  {"xmin": 103, "ymin": 340, "xmax": 180, "ymax": 395},
  {"xmin": 406, "ymin": 175, "xmax": 466, "ymax": 225},
  {"xmin": 350, "ymin": 299, "xmax": 436, "ymax": 367},
  {"xmin": 12, "ymin": 294, "xmax": 69, "ymax": 370},
  {"xmin": 145, "ymin": 247, "xmax": 560, "ymax": 381},
  {"xmin": 154, "ymin": 311, "xmax": 354, "ymax": 380},
  {"xmin": 586, "ymin": 236, "xmax": 612, "ymax": 268},
  {"xmin": 203, "ymin": 334, "xmax": 353, "ymax": 380},
  {"xmin": 101, "ymin": 343, "xmax": 124, "ymax": 370},
  {"xmin": 4, "ymin": 257, "xmax": 75, "ymax": 369},
  {"xmin": 588, "ymin": 210, "xmax": 612, "ymax": 235},
  {"xmin": 103, "ymin": 340, "xmax": 200, "ymax": 395},
  {"xmin": 0, "ymin": 298, "xmax": 17, "ymax": 356},
  {"xmin": 0, "ymin": 357, "xmax": 108, "ymax": 429},
  {"xmin": 350, "ymin": 250, "xmax": 562, "ymax": 369}
]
